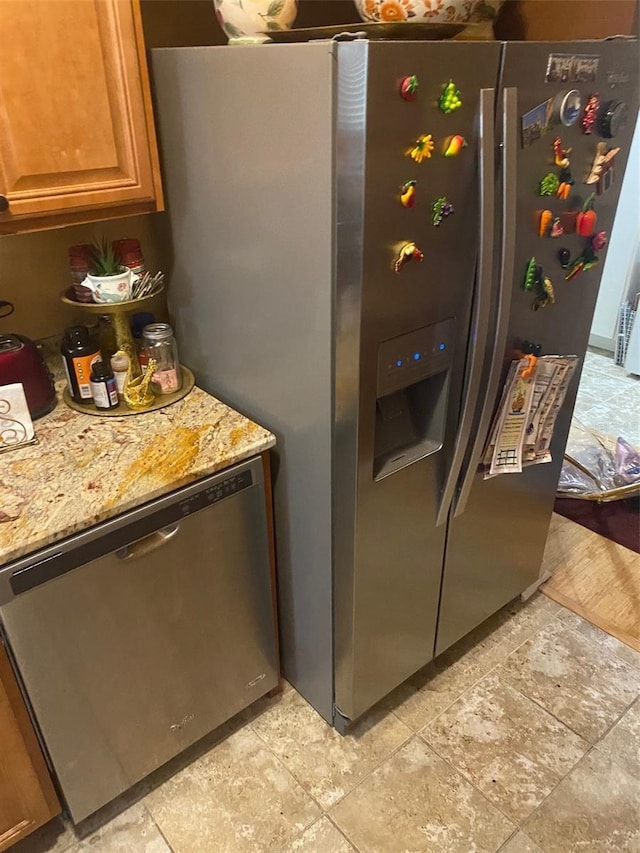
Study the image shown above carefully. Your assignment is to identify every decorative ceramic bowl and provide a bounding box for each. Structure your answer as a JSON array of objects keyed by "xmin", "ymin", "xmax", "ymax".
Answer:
[
  {"xmin": 214, "ymin": 0, "xmax": 298, "ymax": 42},
  {"xmin": 353, "ymin": 0, "xmax": 502, "ymax": 25}
]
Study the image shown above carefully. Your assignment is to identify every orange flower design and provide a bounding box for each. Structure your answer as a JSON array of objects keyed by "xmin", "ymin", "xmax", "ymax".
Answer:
[
  {"xmin": 423, "ymin": 0, "xmax": 445, "ymax": 16},
  {"xmin": 379, "ymin": 0, "xmax": 408, "ymax": 21},
  {"xmin": 363, "ymin": 0, "xmax": 377, "ymax": 16}
]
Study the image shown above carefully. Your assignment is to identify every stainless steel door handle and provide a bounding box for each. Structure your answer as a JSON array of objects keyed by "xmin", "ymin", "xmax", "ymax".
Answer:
[
  {"xmin": 453, "ymin": 86, "xmax": 518, "ymax": 519},
  {"xmin": 116, "ymin": 524, "xmax": 180, "ymax": 561},
  {"xmin": 436, "ymin": 88, "xmax": 496, "ymax": 528}
]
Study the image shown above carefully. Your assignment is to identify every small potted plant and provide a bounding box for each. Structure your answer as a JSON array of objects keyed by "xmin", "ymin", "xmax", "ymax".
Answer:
[{"xmin": 81, "ymin": 238, "xmax": 136, "ymax": 303}]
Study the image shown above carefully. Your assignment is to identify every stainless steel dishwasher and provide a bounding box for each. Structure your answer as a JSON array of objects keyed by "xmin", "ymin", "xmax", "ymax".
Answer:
[{"xmin": 0, "ymin": 456, "xmax": 278, "ymax": 823}]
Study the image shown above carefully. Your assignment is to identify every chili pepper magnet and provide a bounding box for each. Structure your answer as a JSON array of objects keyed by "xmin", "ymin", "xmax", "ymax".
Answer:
[
  {"xmin": 432, "ymin": 196, "xmax": 454, "ymax": 226},
  {"xmin": 394, "ymin": 242, "xmax": 424, "ymax": 273},
  {"xmin": 400, "ymin": 180, "xmax": 417, "ymax": 208},
  {"xmin": 439, "ymin": 80, "xmax": 462, "ymax": 114},
  {"xmin": 442, "ymin": 135, "xmax": 467, "ymax": 157},
  {"xmin": 581, "ymin": 93, "xmax": 600, "ymax": 134},
  {"xmin": 406, "ymin": 134, "xmax": 434, "ymax": 163},
  {"xmin": 400, "ymin": 75, "xmax": 419, "ymax": 101},
  {"xmin": 538, "ymin": 173, "xmax": 560, "ymax": 197}
]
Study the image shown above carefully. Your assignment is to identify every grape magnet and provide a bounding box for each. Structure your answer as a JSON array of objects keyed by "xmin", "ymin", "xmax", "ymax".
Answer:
[{"xmin": 439, "ymin": 80, "xmax": 462, "ymax": 114}]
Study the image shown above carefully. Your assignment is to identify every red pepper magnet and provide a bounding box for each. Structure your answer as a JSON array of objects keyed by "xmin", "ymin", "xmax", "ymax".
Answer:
[{"xmin": 576, "ymin": 193, "xmax": 597, "ymax": 237}]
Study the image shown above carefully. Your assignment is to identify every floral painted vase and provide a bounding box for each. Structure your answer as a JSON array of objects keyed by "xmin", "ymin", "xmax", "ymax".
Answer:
[
  {"xmin": 214, "ymin": 0, "xmax": 298, "ymax": 42},
  {"xmin": 353, "ymin": 0, "xmax": 502, "ymax": 24}
]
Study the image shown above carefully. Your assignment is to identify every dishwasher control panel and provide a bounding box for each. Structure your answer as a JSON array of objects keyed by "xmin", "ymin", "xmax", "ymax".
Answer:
[{"xmin": 178, "ymin": 470, "xmax": 253, "ymax": 516}]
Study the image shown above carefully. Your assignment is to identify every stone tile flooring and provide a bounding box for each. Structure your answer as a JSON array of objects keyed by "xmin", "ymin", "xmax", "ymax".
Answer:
[
  {"xmin": 15, "ymin": 576, "xmax": 640, "ymax": 853},
  {"xmin": 574, "ymin": 348, "xmax": 640, "ymax": 446}
]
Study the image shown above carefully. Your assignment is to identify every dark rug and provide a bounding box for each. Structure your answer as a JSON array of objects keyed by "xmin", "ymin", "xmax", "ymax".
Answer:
[{"xmin": 554, "ymin": 496, "xmax": 640, "ymax": 554}]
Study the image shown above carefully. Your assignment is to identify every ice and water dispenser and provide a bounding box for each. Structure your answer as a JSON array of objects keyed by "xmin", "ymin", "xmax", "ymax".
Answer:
[{"xmin": 374, "ymin": 318, "xmax": 454, "ymax": 480}]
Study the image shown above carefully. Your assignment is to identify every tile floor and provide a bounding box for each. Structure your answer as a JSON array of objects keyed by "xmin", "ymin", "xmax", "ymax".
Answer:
[
  {"xmin": 573, "ymin": 348, "xmax": 640, "ymax": 446},
  {"xmin": 15, "ymin": 572, "xmax": 640, "ymax": 853}
]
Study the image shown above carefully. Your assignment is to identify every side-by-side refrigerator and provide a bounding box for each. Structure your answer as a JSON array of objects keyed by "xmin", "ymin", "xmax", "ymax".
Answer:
[{"xmin": 152, "ymin": 38, "xmax": 638, "ymax": 728}]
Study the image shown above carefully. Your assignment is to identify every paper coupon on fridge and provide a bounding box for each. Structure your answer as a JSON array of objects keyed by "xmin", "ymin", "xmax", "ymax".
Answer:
[{"xmin": 488, "ymin": 359, "xmax": 537, "ymax": 476}]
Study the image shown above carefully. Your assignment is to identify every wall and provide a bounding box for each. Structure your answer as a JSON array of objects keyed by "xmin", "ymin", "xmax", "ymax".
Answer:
[{"xmin": 589, "ymin": 112, "xmax": 640, "ymax": 351}]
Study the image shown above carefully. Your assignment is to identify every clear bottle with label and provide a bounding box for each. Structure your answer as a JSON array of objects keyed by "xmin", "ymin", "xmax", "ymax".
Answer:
[{"xmin": 142, "ymin": 323, "xmax": 182, "ymax": 395}]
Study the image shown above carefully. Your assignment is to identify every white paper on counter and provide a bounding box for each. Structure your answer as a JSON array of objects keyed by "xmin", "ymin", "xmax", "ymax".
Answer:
[{"xmin": 0, "ymin": 383, "xmax": 35, "ymax": 452}]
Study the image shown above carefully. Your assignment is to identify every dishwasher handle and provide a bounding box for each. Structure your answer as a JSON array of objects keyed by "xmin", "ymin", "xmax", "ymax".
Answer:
[{"xmin": 115, "ymin": 524, "xmax": 180, "ymax": 561}]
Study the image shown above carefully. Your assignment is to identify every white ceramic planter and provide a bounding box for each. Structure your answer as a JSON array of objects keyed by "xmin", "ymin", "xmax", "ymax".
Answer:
[
  {"xmin": 214, "ymin": 0, "xmax": 298, "ymax": 43},
  {"xmin": 81, "ymin": 270, "xmax": 135, "ymax": 303},
  {"xmin": 353, "ymin": 0, "xmax": 501, "ymax": 24}
]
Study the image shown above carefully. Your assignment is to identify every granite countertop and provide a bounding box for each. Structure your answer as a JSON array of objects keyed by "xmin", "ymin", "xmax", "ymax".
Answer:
[{"xmin": 0, "ymin": 380, "xmax": 275, "ymax": 567}]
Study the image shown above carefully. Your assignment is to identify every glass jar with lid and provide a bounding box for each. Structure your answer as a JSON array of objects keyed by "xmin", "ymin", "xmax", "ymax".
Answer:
[{"xmin": 142, "ymin": 323, "xmax": 182, "ymax": 395}]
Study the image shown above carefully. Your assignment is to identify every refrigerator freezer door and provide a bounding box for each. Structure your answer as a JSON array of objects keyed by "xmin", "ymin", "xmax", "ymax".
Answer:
[
  {"xmin": 436, "ymin": 39, "xmax": 639, "ymax": 655},
  {"xmin": 333, "ymin": 40, "xmax": 502, "ymax": 722}
]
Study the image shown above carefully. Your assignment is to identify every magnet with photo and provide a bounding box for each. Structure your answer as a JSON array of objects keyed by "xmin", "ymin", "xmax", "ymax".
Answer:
[{"xmin": 521, "ymin": 98, "xmax": 553, "ymax": 148}]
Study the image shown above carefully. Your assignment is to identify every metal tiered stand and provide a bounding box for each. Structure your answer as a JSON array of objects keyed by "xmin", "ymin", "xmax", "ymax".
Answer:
[{"xmin": 60, "ymin": 287, "xmax": 194, "ymax": 416}]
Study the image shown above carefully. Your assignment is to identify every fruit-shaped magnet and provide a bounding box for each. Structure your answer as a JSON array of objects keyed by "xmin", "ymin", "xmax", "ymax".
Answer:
[
  {"xmin": 400, "ymin": 180, "xmax": 417, "ymax": 208},
  {"xmin": 406, "ymin": 134, "xmax": 434, "ymax": 163},
  {"xmin": 442, "ymin": 135, "xmax": 467, "ymax": 157},
  {"xmin": 439, "ymin": 80, "xmax": 462, "ymax": 114},
  {"xmin": 432, "ymin": 196, "xmax": 454, "ymax": 226},
  {"xmin": 400, "ymin": 75, "xmax": 419, "ymax": 101},
  {"xmin": 581, "ymin": 93, "xmax": 600, "ymax": 134},
  {"xmin": 552, "ymin": 137, "xmax": 572, "ymax": 168},
  {"xmin": 394, "ymin": 242, "xmax": 424, "ymax": 273},
  {"xmin": 538, "ymin": 173, "xmax": 560, "ymax": 197}
]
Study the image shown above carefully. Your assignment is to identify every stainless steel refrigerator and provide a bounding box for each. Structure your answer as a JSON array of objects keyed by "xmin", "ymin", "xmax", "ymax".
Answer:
[{"xmin": 152, "ymin": 38, "xmax": 638, "ymax": 728}]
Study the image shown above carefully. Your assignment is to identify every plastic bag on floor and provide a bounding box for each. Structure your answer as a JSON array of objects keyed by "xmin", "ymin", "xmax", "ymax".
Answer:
[{"xmin": 558, "ymin": 420, "xmax": 640, "ymax": 501}]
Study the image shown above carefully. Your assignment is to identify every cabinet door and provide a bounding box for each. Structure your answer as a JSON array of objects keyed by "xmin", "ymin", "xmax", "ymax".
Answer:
[
  {"xmin": 0, "ymin": 0, "xmax": 163, "ymax": 230},
  {"xmin": 0, "ymin": 641, "xmax": 60, "ymax": 852}
]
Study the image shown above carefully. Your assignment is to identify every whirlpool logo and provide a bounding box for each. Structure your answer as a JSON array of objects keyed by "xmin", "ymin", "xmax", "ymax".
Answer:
[{"xmin": 169, "ymin": 713, "xmax": 195, "ymax": 732}]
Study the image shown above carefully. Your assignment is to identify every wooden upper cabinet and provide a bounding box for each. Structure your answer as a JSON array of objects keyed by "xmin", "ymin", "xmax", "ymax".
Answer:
[
  {"xmin": 0, "ymin": 0, "xmax": 163, "ymax": 233},
  {"xmin": 0, "ymin": 641, "xmax": 60, "ymax": 851}
]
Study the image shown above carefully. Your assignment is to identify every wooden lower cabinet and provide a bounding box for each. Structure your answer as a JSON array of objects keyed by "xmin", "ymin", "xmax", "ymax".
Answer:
[{"xmin": 0, "ymin": 641, "xmax": 59, "ymax": 851}]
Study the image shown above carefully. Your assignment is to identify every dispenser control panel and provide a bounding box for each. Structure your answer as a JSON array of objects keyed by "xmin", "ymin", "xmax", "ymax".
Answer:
[{"xmin": 377, "ymin": 318, "xmax": 454, "ymax": 398}]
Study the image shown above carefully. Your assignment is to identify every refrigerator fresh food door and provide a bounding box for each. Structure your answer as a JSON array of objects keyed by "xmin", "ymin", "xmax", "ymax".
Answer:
[
  {"xmin": 437, "ymin": 39, "xmax": 639, "ymax": 655},
  {"xmin": 333, "ymin": 40, "xmax": 502, "ymax": 722}
]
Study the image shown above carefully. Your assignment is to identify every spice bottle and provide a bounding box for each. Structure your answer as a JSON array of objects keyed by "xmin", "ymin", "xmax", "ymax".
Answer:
[
  {"xmin": 142, "ymin": 323, "xmax": 182, "ymax": 395},
  {"xmin": 132, "ymin": 312, "xmax": 155, "ymax": 368},
  {"xmin": 110, "ymin": 351, "xmax": 129, "ymax": 399},
  {"xmin": 61, "ymin": 326, "xmax": 101, "ymax": 403},
  {"xmin": 90, "ymin": 361, "xmax": 119, "ymax": 410}
]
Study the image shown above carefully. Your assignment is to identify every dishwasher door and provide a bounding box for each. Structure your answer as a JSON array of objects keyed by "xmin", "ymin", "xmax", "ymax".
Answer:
[{"xmin": 0, "ymin": 456, "xmax": 278, "ymax": 823}]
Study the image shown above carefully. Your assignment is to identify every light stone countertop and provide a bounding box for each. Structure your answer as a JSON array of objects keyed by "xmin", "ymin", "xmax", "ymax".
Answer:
[{"xmin": 0, "ymin": 380, "xmax": 275, "ymax": 567}]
